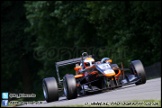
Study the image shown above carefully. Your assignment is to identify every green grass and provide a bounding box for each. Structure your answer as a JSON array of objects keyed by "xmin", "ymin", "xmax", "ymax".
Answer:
[
  {"xmin": 1, "ymin": 99, "xmax": 160, "ymax": 107},
  {"xmin": 1, "ymin": 98, "xmax": 24, "ymax": 107},
  {"xmin": 56, "ymin": 99, "xmax": 161, "ymax": 107}
]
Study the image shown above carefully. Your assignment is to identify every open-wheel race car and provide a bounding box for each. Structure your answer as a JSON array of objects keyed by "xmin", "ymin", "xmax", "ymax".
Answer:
[{"xmin": 42, "ymin": 52, "xmax": 146, "ymax": 102}]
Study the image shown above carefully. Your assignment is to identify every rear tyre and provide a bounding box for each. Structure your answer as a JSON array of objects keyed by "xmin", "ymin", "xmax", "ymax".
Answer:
[
  {"xmin": 130, "ymin": 60, "xmax": 146, "ymax": 85},
  {"xmin": 42, "ymin": 77, "xmax": 59, "ymax": 102},
  {"xmin": 63, "ymin": 74, "xmax": 77, "ymax": 100}
]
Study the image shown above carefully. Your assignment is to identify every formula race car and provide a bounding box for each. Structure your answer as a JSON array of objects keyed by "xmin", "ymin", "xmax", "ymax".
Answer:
[{"xmin": 42, "ymin": 52, "xmax": 146, "ymax": 102}]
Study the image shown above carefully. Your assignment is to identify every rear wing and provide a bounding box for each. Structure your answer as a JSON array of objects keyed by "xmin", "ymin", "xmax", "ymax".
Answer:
[
  {"xmin": 55, "ymin": 52, "xmax": 92, "ymax": 84},
  {"xmin": 55, "ymin": 57, "xmax": 82, "ymax": 84}
]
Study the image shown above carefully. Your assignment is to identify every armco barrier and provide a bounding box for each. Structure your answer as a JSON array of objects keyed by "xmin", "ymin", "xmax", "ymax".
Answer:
[{"xmin": 144, "ymin": 62, "xmax": 161, "ymax": 79}]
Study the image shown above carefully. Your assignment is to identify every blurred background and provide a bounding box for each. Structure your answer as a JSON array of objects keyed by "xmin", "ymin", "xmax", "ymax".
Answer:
[{"xmin": 1, "ymin": 1, "xmax": 161, "ymax": 100}]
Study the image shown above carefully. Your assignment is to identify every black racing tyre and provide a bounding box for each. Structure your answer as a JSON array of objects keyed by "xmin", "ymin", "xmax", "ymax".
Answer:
[
  {"xmin": 130, "ymin": 60, "xmax": 146, "ymax": 85},
  {"xmin": 42, "ymin": 77, "xmax": 59, "ymax": 102},
  {"xmin": 63, "ymin": 74, "xmax": 77, "ymax": 100}
]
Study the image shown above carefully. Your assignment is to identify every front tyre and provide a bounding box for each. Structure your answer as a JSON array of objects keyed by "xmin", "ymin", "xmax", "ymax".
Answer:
[
  {"xmin": 42, "ymin": 77, "xmax": 59, "ymax": 102},
  {"xmin": 63, "ymin": 74, "xmax": 77, "ymax": 100},
  {"xmin": 130, "ymin": 60, "xmax": 146, "ymax": 85}
]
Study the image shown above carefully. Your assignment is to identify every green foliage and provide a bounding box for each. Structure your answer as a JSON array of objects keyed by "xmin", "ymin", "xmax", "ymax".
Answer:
[
  {"xmin": 1, "ymin": 1, "xmax": 42, "ymax": 96},
  {"xmin": 1, "ymin": 1, "xmax": 27, "ymax": 92}
]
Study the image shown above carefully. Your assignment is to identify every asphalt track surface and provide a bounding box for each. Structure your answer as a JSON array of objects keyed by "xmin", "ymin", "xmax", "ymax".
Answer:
[{"xmin": 19, "ymin": 78, "xmax": 161, "ymax": 107}]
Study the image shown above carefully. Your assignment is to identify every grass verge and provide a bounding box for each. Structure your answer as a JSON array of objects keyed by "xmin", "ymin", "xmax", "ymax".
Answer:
[{"xmin": 57, "ymin": 99, "xmax": 161, "ymax": 107}]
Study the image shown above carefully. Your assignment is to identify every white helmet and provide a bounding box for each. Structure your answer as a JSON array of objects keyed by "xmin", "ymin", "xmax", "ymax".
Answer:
[{"xmin": 84, "ymin": 57, "xmax": 95, "ymax": 67}]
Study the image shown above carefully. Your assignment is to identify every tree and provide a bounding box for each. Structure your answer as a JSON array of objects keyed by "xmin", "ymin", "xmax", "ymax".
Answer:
[{"xmin": 1, "ymin": 1, "xmax": 42, "ymax": 97}]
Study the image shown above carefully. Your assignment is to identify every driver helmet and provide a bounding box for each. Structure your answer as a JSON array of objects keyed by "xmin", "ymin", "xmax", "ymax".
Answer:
[
  {"xmin": 84, "ymin": 56, "xmax": 95, "ymax": 67},
  {"xmin": 101, "ymin": 57, "xmax": 112, "ymax": 64}
]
